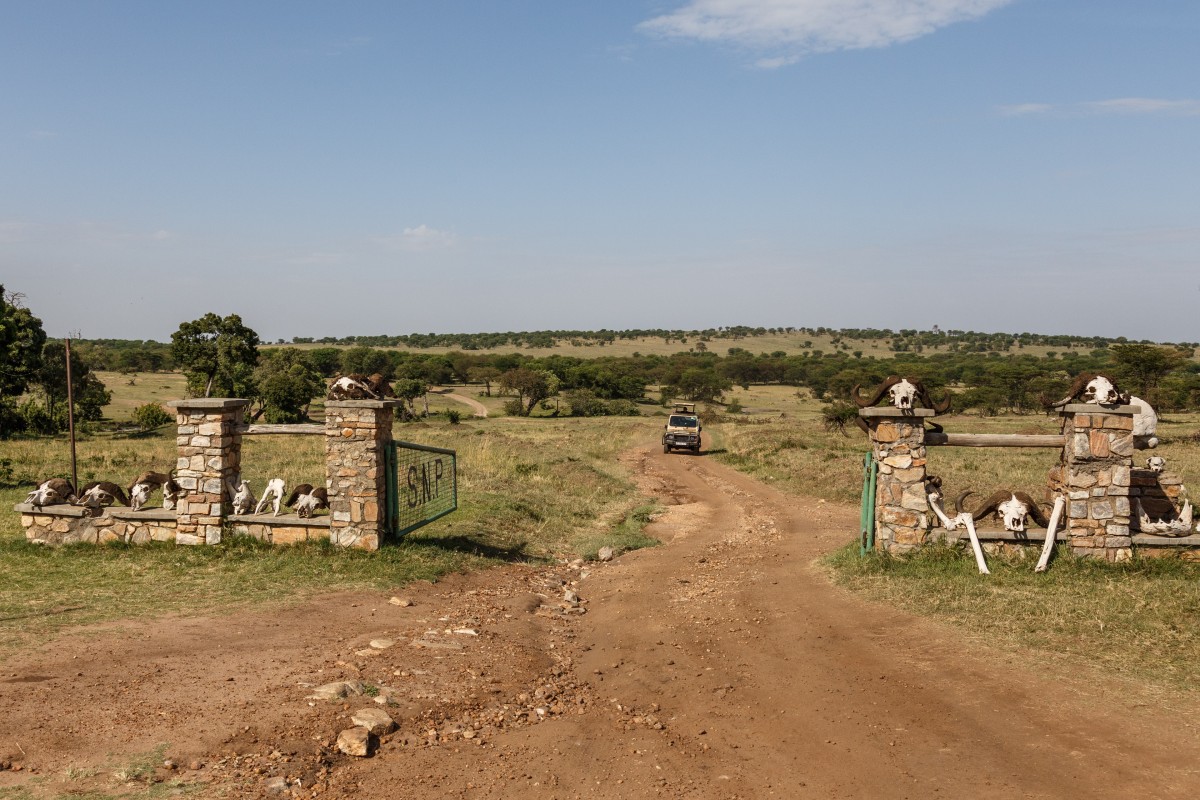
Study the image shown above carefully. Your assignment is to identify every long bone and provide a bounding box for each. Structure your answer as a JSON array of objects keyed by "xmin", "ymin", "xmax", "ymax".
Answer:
[{"xmin": 1035, "ymin": 496, "xmax": 1066, "ymax": 573}]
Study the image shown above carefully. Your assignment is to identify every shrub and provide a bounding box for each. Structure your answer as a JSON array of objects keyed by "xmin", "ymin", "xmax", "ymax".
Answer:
[
  {"xmin": 446, "ymin": 409, "xmax": 462, "ymax": 424},
  {"xmin": 726, "ymin": 398, "xmax": 743, "ymax": 414},
  {"xmin": 132, "ymin": 403, "xmax": 174, "ymax": 432}
]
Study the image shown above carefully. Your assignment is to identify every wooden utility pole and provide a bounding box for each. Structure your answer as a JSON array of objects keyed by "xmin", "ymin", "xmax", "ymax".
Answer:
[{"xmin": 65, "ymin": 338, "xmax": 78, "ymax": 494}]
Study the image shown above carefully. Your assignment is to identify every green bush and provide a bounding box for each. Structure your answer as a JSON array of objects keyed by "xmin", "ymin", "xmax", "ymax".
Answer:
[
  {"xmin": 446, "ymin": 409, "xmax": 462, "ymax": 424},
  {"xmin": 132, "ymin": 402, "xmax": 174, "ymax": 432}
]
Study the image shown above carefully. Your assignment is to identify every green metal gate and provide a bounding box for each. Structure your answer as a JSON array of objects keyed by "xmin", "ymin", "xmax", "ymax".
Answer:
[{"xmin": 384, "ymin": 440, "xmax": 458, "ymax": 538}]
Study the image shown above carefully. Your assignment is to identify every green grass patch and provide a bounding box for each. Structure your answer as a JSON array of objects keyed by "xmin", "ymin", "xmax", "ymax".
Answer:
[{"xmin": 825, "ymin": 542, "xmax": 1200, "ymax": 689}]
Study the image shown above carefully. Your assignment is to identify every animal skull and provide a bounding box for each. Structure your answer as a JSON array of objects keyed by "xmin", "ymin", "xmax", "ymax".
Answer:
[
  {"xmin": 232, "ymin": 481, "xmax": 254, "ymax": 515},
  {"xmin": 888, "ymin": 379, "xmax": 918, "ymax": 409},
  {"xmin": 1083, "ymin": 376, "xmax": 1120, "ymax": 405},
  {"xmin": 997, "ymin": 495, "xmax": 1031, "ymax": 532},
  {"xmin": 130, "ymin": 483, "xmax": 152, "ymax": 511},
  {"xmin": 1146, "ymin": 456, "xmax": 1166, "ymax": 473},
  {"xmin": 254, "ymin": 477, "xmax": 287, "ymax": 516},
  {"xmin": 25, "ymin": 486, "xmax": 59, "ymax": 506}
]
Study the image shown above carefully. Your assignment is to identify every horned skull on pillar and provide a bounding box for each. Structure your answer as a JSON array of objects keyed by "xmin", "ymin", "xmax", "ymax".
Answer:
[
  {"xmin": 955, "ymin": 490, "xmax": 1049, "ymax": 533},
  {"xmin": 1046, "ymin": 373, "xmax": 1131, "ymax": 408},
  {"xmin": 852, "ymin": 376, "xmax": 952, "ymax": 413}
]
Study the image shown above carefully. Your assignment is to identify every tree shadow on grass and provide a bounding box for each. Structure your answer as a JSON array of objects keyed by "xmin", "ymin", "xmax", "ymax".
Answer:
[{"xmin": 392, "ymin": 533, "xmax": 543, "ymax": 564}]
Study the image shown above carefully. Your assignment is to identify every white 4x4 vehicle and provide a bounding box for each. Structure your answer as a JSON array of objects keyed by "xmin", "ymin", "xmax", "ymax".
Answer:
[{"xmin": 662, "ymin": 402, "xmax": 702, "ymax": 454}]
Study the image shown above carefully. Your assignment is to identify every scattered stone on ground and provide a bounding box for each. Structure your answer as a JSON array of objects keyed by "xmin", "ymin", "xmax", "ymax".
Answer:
[{"xmin": 336, "ymin": 727, "xmax": 372, "ymax": 757}]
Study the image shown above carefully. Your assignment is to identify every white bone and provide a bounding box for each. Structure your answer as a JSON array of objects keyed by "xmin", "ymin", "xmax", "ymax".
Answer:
[
  {"xmin": 1129, "ymin": 396, "xmax": 1159, "ymax": 448},
  {"xmin": 1135, "ymin": 498, "xmax": 1193, "ymax": 534},
  {"xmin": 888, "ymin": 379, "xmax": 917, "ymax": 409},
  {"xmin": 254, "ymin": 477, "xmax": 286, "ymax": 516},
  {"xmin": 928, "ymin": 492, "xmax": 960, "ymax": 530},
  {"xmin": 294, "ymin": 493, "xmax": 320, "ymax": 518},
  {"xmin": 960, "ymin": 513, "xmax": 990, "ymax": 575},
  {"xmin": 1084, "ymin": 376, "xmax": 1120, "ymax": 405},
  {"xmin": 1035, "ymin": 496, "xmax": 1065, "ymax": 573},
  {"xmin": 232, "ymin": 481, "xmax": 254, "ymax": 515},
  {"xmin": 996, "ymin": 494, "xmax": 1030, "ymax": 532},
  {"xmin": 1146, "ymin": 456, "xmax": 1166, "ymax": 473},
  {"xmin": 130, "ymin": 483, "xmax": 152, "ymax": 511}
]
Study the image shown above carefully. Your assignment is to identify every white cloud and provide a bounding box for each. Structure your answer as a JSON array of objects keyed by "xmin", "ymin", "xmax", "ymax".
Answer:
[
  {"xmin": 997, "ymin": 103, "xmax": 1051, "ymax": 116},
  {"xmin": 1082, "ymin": 97, "xmax": 1200, "ymax": 116},
  {"xmin": 638, "ymin": 0, "xmax": 1014, "ymax": 63},
  {"xmin": 997, "ymin": 98, "xmax": 1200, "ymax": 117},
  {"xmin": 374, "ymin": 224, "xmax": 456, "ymax": 252}
]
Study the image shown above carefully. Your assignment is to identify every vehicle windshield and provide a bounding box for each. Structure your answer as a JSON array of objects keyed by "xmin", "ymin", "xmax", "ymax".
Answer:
[{"xmin": 668, "ymin": 415, "xmax": 698, "ymax": 428}]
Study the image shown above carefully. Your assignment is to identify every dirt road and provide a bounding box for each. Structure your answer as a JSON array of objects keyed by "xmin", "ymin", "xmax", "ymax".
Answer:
[
  {"xmin": 3, "ymin": 447, "xmax": 1200, "ymax": 798},
  {"xmin": 436, "ymin": 388, "xmax": 489, "ymax": 418}
]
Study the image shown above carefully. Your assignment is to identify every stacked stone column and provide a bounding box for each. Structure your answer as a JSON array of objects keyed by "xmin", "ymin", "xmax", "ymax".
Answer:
[
  {"xmin": 324, "ymin": 400, "xmax": 398, "ymax": 551},
  {"xmin": 168, "ymin": 398, "xmax": 248, "ymax": 546},
  {"xmin": 862, "ymin": 408, "xmax": 932, "ymax": 554},
  {"xmin": 1060, "ymin": 404, "xmax": 1134, "ymax": 561}
]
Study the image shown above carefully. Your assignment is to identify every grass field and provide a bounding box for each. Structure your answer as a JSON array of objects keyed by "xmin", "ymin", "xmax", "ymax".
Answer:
[{"xmin": 5, "ymin": 380, "xmax": 1200, "ymax": 694}]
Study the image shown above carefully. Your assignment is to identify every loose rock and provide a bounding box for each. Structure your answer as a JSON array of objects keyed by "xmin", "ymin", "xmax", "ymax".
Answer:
[
  {"xmin": 307, "ymin": 680, "xmax": 365, "ymax": 701},
  {"xmin": 598, "ymin": 546, "xmax": 615, "ymax": 562},
  {"xmin": 351, "ymin": 707, "xmax": 397, "ymax": 735},
  {"xmin": 336, "ymin": 727, "xmax": 373, "ymax": 757}
]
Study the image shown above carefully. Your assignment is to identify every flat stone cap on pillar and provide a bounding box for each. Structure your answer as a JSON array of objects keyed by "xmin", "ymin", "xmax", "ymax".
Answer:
[
  {"xmin": 858, "ymin": 407, "xmax": 937, "ymax": 418},
  {"xmin": 1058, "ymin": 403, "xmax": 1136, "ymax": 416},
  {"xmin": 167, "ymin": 398, "xmax": 251, "ymax": 411},
  {"xmin": 325, "ymin": 400, "xmax": 405, "ymax": 409}
]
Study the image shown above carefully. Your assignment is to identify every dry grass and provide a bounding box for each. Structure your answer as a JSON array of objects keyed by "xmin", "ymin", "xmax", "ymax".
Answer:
[{"xmin": 0, "ymin": 415, "xmax": 659, "ymax": 656}]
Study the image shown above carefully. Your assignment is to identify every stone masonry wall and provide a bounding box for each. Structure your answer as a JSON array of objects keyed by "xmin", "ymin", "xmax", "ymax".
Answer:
[
  {"xmin": 19, "ymin": 507, "xmax": 176, "ymax": 545},
  {"xmin": 324, "ymin": 401, "xmax": 397, "ymax": 551},
  {"xmin": 865, "ymin": 408, "xmax": 931, "ymax": 554},
  {"xmin": 1061, "ymin": 405, "xmax": 1134, "ymax": 561},
  {"xmin": 169, "ymin": 399, "xmax": 248, "ymax": 546}
]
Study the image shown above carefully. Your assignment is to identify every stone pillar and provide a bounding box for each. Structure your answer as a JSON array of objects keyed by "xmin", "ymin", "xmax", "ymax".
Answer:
[
  {"xmin": 1060, "ymin": 404, "xmax": 1135, "ymax": 561},
  {"xmin": 324, "ymin": 400, "xmax": 398, "ymax": 551},
  {"xmin": 168, "ymin": 398, "xmax": 248, "ymax": 546},
  {"xmin": 862, "ymin": 408, "xmax": 932, "ymax": 554}
]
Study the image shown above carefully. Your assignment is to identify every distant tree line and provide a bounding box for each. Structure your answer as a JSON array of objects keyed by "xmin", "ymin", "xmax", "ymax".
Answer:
[{"xmin": 7, "ymin": 307, "xmax": 1200, "ymax": 438}]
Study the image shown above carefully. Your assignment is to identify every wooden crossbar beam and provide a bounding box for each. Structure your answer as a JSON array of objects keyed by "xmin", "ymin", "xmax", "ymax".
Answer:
[
  {"xmin": 924, "ymin": 432, "xmax": 1065, "ymax": 448},
  {"xmin": 237, "ymin": 424, "xmax": 324, "ymax": 436}
]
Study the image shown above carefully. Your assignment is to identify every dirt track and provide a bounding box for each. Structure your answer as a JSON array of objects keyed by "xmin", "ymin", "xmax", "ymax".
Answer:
[{"xmin": 3, "ymin": 446, "xmax": 1200, "ymax": 798}]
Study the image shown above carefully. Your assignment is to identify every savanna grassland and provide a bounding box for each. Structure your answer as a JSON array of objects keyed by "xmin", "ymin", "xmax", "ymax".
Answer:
[{"xmin": 5, "ymin": 378, "xmax": 1200, "ymax": 693}]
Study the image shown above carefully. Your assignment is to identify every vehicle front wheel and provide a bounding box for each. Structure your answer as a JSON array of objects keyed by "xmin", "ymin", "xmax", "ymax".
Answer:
[{"xmin": 663, "ymin": 443, "xmax": 671, "ymax": 454}]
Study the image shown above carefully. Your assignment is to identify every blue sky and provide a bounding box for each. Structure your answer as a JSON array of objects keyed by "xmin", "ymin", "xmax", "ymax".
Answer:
[{"xmin": 2, "ymin": 1, "xmax": 1198, "ymax": 342}]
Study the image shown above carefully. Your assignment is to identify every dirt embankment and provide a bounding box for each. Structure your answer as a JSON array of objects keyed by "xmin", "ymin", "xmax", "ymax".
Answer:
[{"xmin": 3, "ymin": 448, "xmax": 1200, "ymax": 798}]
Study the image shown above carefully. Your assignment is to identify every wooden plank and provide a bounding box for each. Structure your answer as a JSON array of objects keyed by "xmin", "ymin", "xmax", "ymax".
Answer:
[
  {"xmin": 237, "ymin": 424, "xmax": 324, "ymax": 436},
  {"xmin": 925, "ymin": 432, "xmax": 1065, "ymax": 448}
]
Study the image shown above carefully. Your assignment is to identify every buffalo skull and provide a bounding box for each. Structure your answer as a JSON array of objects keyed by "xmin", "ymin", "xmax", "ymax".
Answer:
[
  {"xmin": 1047, "ymin": 373, "xmax": 1130, "ymax": 408},
  {"xmin": 956, "ymin": 490, "xmax": 1049, "ymax": 533},
  {"xmin": 852, "ymin": 376, "xmax": 952, "ymax": 413}
]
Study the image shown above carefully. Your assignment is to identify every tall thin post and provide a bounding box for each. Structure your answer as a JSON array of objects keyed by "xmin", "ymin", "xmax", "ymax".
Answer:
[{"xmin": 64, "ymin": 337, "xmax": 78, "ymax": 494}]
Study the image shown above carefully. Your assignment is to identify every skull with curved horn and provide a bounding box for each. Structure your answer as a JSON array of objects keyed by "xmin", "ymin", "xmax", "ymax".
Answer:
[
  {"xmin": 852, "ymin": 375, "xmax": 952, "ymax": 413},
  {"xmin": 956, "ymin": 490, "xmax": 1050, "ymax": 533},
  {"xmin": 1047, "ymin": 373, "xmax": 1130, "ymax": 408}
]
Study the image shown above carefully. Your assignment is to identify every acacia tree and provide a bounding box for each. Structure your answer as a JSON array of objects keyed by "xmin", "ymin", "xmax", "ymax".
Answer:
[
  {"xmin": 499, "ymin": 368, "xmax": 560, "ymax": 416},
  {"xmin": 253, "ymin": 349, "xmax": 324, "ymax": 423},
  {"xmin": 171, "ymin": 313, "xmax": 260, "ymax": 398},
  {"xmin": 35, "ymin": 340, "xmax": 112, "ymax": 421},
  {"xmin": 0, "ymin": 286, "xmax": 47, "ymax": 435},
  {"xmin": 1109, "ymin": 344, "xmax": 1187, "ymax": 398}
]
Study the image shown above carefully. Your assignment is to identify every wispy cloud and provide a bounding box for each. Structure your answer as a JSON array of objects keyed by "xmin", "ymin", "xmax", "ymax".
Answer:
[
  {"xmin": 997, "ymin": 98, "xmax": 1200, "ymax": 117},
  {"xmin": 638, "ymin": 0, "xmax": 1014, "ymax": 66},
  {"xmin": 1082, "ymin": 97, "xmax": 1200, "ymax": 116},
  {"xmin": 374, "ymin": 224, "xmax": 456, "ymax": 252},
  {"xmin": 997, "ymin": 102, "xmax": 1052, "ymax": 117}
]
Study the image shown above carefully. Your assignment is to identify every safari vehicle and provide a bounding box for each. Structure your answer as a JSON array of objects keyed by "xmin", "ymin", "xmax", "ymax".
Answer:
[{"xmin": 662, "ymin": 401, "xmax": 702, "ymax": 454}]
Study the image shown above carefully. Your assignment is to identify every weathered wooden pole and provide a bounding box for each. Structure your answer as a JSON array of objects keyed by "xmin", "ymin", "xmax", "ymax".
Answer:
[{"xmin": 64, "ymin": 337, "xmax": 78, "ymax": 494}]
